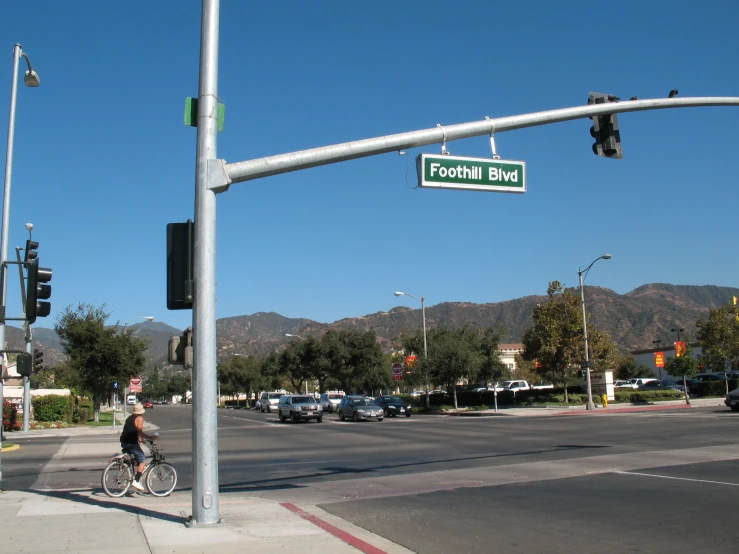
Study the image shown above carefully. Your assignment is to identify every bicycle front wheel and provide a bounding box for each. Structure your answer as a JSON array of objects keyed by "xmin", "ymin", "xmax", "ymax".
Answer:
[
  {"xmin": 145, "ymin": 462, "xmax": 178, "ymax": 497},
  {"xmin": 102, "ymin": 460, "xmax": 132, "ymax": 497}
]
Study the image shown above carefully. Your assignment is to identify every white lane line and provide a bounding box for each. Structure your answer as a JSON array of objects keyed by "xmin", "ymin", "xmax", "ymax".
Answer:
[{"xmin": 615, "ymin": 470, "xmax": 739, "ymax": 487}]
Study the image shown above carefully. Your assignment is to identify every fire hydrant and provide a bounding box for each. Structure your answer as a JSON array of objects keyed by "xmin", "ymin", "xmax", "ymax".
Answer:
[{"xmin": 601, "ymin": 393, "xmax": 608, "ymax": 408}]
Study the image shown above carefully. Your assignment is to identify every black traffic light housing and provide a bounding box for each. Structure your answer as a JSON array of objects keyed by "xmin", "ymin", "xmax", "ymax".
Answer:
[
  {"xmin": 26, "ymin": 259, "xmax": 52, "ymax": 324},
  {"xmin": 24, "ymin": 240, "xmax": 39, "ymax": 263},
  {"xmin": 167, "ymin": 220, "xmax": 194, "ymax": 310},
  {"xmin": 17, "ymin": 352, "xmax": 32, "ymax": 377},
  {"xmin": 34, "ymin": 349, "xmax": 44, "ymax": 372},
  {"xmin": 588, "ymin": 92, "xmax": 623, "ymax": 159}
]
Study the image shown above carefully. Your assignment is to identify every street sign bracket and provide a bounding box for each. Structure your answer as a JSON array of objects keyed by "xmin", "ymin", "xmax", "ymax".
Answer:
[{"xmin": 485, "ymin": 116, "xmax": 501, "ymax": 160}]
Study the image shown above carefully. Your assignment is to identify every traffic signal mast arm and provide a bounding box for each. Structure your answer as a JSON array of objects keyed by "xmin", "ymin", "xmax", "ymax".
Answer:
[{"xmin": 212, "ymin": 96, "xmax": 739, "ymax": 190}]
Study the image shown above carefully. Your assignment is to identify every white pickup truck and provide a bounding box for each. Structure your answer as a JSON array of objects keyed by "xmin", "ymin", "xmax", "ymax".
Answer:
[{"xmin": 495, "ymin": 380, "xmax": 554, "ymax": 392}]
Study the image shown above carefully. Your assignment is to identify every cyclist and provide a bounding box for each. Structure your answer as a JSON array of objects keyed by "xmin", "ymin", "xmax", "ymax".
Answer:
[{"xmin": 120, "ymin": 403, "xmax": 158, "ymax": 491}]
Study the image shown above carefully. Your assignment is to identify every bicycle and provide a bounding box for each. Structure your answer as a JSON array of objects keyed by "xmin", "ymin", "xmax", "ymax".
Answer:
[{"xmin": 101, "ymin": 438, "xmax": 177, "ymax": 497}]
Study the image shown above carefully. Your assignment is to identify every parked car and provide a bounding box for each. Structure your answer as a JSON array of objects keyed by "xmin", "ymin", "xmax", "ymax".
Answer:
[
  {"xmin": 318, "ymin": 392, "xmax": 345, "ymax": 413},
  {"xmin": 142, "ymin": 400, "xmax": 155, "ymax": 409},
  {"xmin": 259, "ymin": 391, "xmax": 285, "ymax": 413},
  {"xmin": 724, "ymin": 387, "xmax": 739, "ymax": 412},
  {"xmin": 470, "ymin": 387, "xmax": 489, "ymax": 393},
  {"xmin": 277, "ymin": 394, "xmax": 323, "ymax": 423},
  {"xmin": 614, "ymin": 380, "xmax": 637, "ymax": 388},
  {"xmin": 630, "ymin": 378, "xmax": 658, "ymax": 388},
  {"xmin": 694, "ymin": 373, "xmax": 728, "ymax": 382},
  {"xmin": 638, "ymin": 380, "xmax": 685, "ymax": 392},
  {"xmin": 337, "ymin": 396, "xmax": 384, "ymax": 421},
  {"xmin": 374, "ymin": 396, "xmax": 412, "ymax": 417}
]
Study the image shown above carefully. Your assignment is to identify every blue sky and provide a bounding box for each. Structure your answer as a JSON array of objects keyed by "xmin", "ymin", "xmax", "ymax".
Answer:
[{"xmin": 1, "ymin": 0, "xmax": 737, "ymax": 331}]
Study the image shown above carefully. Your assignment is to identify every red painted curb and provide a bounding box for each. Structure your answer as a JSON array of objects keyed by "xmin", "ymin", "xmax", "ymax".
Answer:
[
  {"xmin": 280, "ymin": 502, "xmax": 387, "ymax": 554},
  {"xmin": 553, "ymin": 403, "xmax": 693, "ymax": 416}
]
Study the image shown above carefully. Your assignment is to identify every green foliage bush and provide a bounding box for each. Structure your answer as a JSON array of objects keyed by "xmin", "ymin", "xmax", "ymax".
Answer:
[
  {"xmin": 614, "ymin": 390, "xmax": 684, "ymax": 403},
  {"xmin": 696, "ymin": 380, "xmax": 737, "ymax": 397},
  {"xmin": 32, "ymin": 395, "xmax": 74, "ymax": 422}
]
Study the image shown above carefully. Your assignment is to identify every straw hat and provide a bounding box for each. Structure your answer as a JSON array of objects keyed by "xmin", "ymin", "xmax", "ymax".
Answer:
[{"xmin": 132, "ymin": 403, "xmax": 146, "ymax": 415}]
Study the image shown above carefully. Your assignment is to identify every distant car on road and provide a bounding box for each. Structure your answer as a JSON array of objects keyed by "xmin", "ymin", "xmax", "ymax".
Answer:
[
  {"xmin": 259, "ymin": 391, "xmax": 284, "ymax": 413},
  {"xmin": 337, "ymin": 396, "xmax": 384, "ymax": 422},
  {"xmin": 374, "ymin": 396, "xmax": 412, "ymax": 417},
  {"xmin": 276, "ymin": 394, "xmax": 323, "ymax": 423},
  {"xmin": 142, "ymin": 400, "xmax": 155, "ymax": 409},
  {"xmin": 694, "ymin": 373, "xmax": 728, "ymax": 382},
  {"xmin": 318, "ymin": 392, "xmax": 345, "ymax": 413},
  {"xmin": 614, "ymin": 380, "xmax": 637, "ymax": 388}
]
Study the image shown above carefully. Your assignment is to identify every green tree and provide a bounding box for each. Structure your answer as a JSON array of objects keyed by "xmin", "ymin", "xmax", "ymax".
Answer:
[
  {"xmin": 218, "ymin": 354, "xmax": 262, "ymax": 405},
  {"xmin": 167, "ymin": 373, "xmax": 191, "ymax": 403},
  {"xmin": 321, "ymin": 330, "xmax": 384, "ymax": 395},
  {"xmin": 521, "ymin": 281, "xmax": 618, "ymax": 402},
  {"xmin": 615, "ymin": 354, "xmax": 654, "ymax": 380},
  {"xmin": 696, "ymin": 302, "xmax": 739, "ymax": 373},
  {"xmin": 424, "ymin": 326, "xmax": 481, "ymax": 409},
  {"xmin": 664, "ymin": 337, "xmax": 699, "ymax": 381},
  {"xmin": 395, "ymin": 328, "xmax": 434, "ymax": 408},
  {"xmin": 54, "ymin": 304, "xmax": 149, "ymax": 421},
  {"xmin": 475, "ymin": 325, "xmax": 509, "ymax": 387},
  {"xmin": 143, "ymin": 366, "xmax": 166, "ymax": 399}
]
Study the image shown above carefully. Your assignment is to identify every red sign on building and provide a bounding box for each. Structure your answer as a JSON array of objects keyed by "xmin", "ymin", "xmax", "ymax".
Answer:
[
  {"xmin": 129, "ymin": 376, "xmax": 142, "ymax": 393},
  {"xmin": 674, "ymin": 341, "xmax": 687, "ymax": 357},
  {"xmin": 654, "ymin": 352, "xmax": 665, "ymax": 368}
]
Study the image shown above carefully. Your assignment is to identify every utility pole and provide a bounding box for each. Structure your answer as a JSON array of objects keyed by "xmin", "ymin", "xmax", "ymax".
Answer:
[{"xmin": 189, "ymin": 0, "xmax": 222, "ymax": 527}]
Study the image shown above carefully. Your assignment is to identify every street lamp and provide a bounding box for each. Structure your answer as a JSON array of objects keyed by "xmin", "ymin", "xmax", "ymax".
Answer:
[
  {"xmin": 578, "ymin": 254, "xmax": 612, "ymax": 411},
  {"xmin": 124, "ymin": 316, "xmax": 154, "ymax": 327},
  {"xmin": 671, "ymin": 328, "xmax": 684, "ymax": 342},
  {"xmin": 0, "ymin": 45, "xmax": 40, "ymax": 436}
]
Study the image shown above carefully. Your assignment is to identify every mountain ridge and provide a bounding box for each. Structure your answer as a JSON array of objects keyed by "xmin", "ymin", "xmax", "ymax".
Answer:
[{"xmin": 15, "ymin": 283, "xmax": 738, "ymax": 368}]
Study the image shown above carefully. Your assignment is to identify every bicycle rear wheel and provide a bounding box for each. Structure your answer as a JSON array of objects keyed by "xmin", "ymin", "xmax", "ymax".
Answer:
[
  {"xmin": 102, "ymin": 460, "xmax": 132, "ymax": 497},
  {"xmin": 145, "ymin": 462, "xmax": 177, "ymax": 497}
]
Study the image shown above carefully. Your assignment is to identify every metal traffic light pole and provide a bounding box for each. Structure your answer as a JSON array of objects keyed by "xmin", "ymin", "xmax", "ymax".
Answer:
[{"xmin": 189, "ymin": 0, "xmax": 739, "ymax": 526}]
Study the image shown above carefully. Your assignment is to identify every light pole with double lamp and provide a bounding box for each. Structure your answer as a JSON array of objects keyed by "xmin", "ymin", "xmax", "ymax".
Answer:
[
  {"xmin": 0, "ymin": 45, "xmax": 40, "ymax": 453},
  {"xmin": 578, "ymin": 254, "xmax": 612, "ymax": 410}
]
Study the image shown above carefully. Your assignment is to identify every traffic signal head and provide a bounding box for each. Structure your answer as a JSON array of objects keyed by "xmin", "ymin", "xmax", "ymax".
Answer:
[
  {"xmin": 24, "ymin": 240, "xmax": 39, "ymax": 263},
  {"xmin": 588, "ymin": 92, "xmax": 623, "ymax": 159},
  {"xmin": 34, "ymin": 349, "xmax": 44, "ymax": 371},
  {"xmin": 17, "ymin": 352, "xmax": 32, "ymax": 377},
  {"xmin": 26, "ymin": 259, "xmax": 52, "ymax": 324}
]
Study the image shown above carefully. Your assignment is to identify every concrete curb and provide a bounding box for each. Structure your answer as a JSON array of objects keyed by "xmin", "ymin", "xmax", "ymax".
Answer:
[{"xmin": 1, "ymin": 443, "xmax": 20, "ymax": 452}]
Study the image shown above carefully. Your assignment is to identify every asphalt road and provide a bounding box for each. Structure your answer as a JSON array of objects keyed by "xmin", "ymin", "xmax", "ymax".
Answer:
[{"xmin": 3, "ymin": 404, "xmax": 739, "ymax": 552}]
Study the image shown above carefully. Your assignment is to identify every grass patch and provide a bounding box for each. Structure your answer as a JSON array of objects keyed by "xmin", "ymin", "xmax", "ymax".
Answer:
[{"xmin": 80, "ymin": 411, "xmax": 114, "ymax": 427}]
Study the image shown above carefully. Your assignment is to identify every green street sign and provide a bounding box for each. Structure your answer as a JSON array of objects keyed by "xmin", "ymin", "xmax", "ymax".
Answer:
[{"xmin": 416, "ymin": 154, "xmax": 526, "ymax": 193}]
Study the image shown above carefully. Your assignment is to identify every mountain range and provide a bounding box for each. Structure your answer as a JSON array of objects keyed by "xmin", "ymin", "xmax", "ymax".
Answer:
[{"xmin": 12, "ymin": 283, "xmax": 739, "ymax": 368}]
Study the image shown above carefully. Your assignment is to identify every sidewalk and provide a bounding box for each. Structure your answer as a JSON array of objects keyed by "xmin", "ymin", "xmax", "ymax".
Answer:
[{"xmin": 0, "ymin": 428, "xmax": 413, "ymax": 554}]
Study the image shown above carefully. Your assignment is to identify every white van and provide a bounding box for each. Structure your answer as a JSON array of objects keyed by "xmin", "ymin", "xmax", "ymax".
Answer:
[
  {"xmin": 259, "ymin": 391, "xmax": 284, "ymax": 413},
  {"xmin": 126, "ymin": 394, "xmax": 137, "ymax": 405}
]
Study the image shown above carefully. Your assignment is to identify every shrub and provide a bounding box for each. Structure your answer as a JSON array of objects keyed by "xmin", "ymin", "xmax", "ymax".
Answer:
[
  {"xmin": 695, "ymin": 380, "xmax": 737, "ymax": 397},
  {"xmin": 614, "ymin": 390, "xmax": 684, "ymax": 403},
  {"xmin": 3, "ymin": 400, "xmax": 18, "ymax": 431},
  {"xmin": 32, "ymin": 395, "xmax": 74, "ymax": 423}
]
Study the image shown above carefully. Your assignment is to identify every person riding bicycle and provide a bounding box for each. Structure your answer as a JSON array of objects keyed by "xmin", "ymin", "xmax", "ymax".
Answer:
[{"xmin": 120, "ymin": 403, "xmax": 158, "ymax": 491}]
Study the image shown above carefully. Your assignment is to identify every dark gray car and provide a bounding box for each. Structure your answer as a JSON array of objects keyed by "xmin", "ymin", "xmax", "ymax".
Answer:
[
  {"xmin": 337, "ymin": 396, "xmax": 384, "ymax": 422},
  {"xmin": 277, "ymin": 395, "xmax": 324, "ymax": 423}
]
